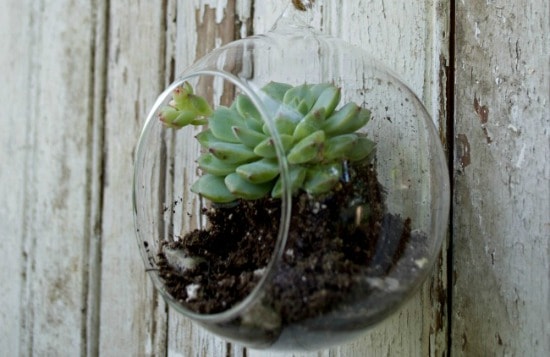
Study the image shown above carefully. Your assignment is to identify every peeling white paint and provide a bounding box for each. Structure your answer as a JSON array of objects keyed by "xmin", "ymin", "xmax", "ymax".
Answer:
[
  {"xmin": 195, "ymin": 0, "xmax": 228, "ymax": 24},
  {"xmin": 514, "ymin": 144, "xmax": 526, "ymax": 168},
  {"xmin": 474, "ymin": 21, "xmax": 481, "ymax": 41}
]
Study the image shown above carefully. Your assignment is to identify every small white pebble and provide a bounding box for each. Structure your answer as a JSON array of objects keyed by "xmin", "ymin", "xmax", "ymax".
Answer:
[
  {"xmin": 414, "ymin": 257, "xmax": 429, "ymax": 269},
  {"xmin": 164, "ymin": 247, "xmax": 200, "ymax": 273},
  {"xmin": 253, "ymin": 267, "xmax": 266, "ymax": 277},
  {"xmin": 366, "ymin": 277, "xmax": 400, "ymax": 291},
  {"xmin": 186, "ymin": 283, "xmax": 200, "ymax": 302},
  {"xmin": 312, "ymin": 202, "xmax": 321, "ymax": 214}
]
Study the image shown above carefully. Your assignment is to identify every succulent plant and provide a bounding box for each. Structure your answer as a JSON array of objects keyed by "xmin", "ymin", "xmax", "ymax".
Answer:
[{"xmin": 159, "ymin": 81, "xmax": 375, "ymax": 203}]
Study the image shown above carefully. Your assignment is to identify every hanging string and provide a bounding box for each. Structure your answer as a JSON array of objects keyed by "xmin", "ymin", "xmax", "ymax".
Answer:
[{"xmin": 292, "ymin": 0, "xmax": 315, "ymax": 11}]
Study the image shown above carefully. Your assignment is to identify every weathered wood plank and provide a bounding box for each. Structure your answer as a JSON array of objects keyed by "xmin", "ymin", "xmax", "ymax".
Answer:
[
  {"xmin": 84, "ymin": 1, "xmax": 109, "ymax": 355},
  {"xmin": 0, "ymin": 0, "xmax": 99, "ymax": 355},
  {"xmin": 452, "ymin": 0, "xmax": 549, "ymax": 355},
  {"xmin": 250, "ymin": 1, "xmax": 451, "ymax": 355},
  {"xmin": 166, "ymin": 1, "xmax": 248, "ymax": 355},
  {"xmin": 2, "ymin": 0, "xmax": 548, "ymax": 356},
  {"xmin": 99, "ymin": 1, "xmax": 169, "ymax": 355},
  {"xmin": 0, "ymin": 1, "xmax": 33, "ymax": 355}
]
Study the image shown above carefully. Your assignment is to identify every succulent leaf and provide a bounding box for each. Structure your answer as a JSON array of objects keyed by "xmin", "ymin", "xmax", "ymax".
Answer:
[
  {"xmin": 287, "ymin": 130, "xmax": 325, "ymax": 164},
  {"xmin": 347, "ymin": 135, "xmax": 376, "ymax": 161},
  {"xmin": 311, "ymin": 85, "xmax": 341, "ymax": 116},
  {"xmin": 309, "ymin": 83, "xmax": 332, "ymax": 98},
  {"xmin": 323, "ymin": 134, "xmax": 358, "ymax": 161},
  {"xmin": 283, "ymin": 84, "xmax": 315, "ymax": 110},
  {"xmin": 262, "ymin": 115, "xmax": 297, "ymax": 136},
  {"xmin": 172, "ymin": 83, "xmax": 212, "ymax": 116},
  {"xmin": 209, "ymin": 107, "xmax": 244, "ymax": 143},
  {"xmin": 324, "ymin": 104, "xmax": 371, "ymax": 136},
  {"xmin": 198, "ymin": 153, "xmax": 239, "ymax": 176},
  {"xmin": 195, "ymin": 129, "xmax": 220, "ymax": 148},
  {"xmin": 304, "ymin": 163, "xmax": 342, "ymax": 195},
  {"xmin": 322, "ymin": 102, "xmax": 360, "ymax": 135},
  {"xmin": 254, "ymin": 135, "xmax": 294, "ymax": 159},
  {"xmin": 296, "ymin": 99, "xmax": 311, "ymax": 115},
  {"xmin": 225, "ymin": 173, "xmax": 273, "ymax": 200},
  {"xmin": 232, "ymin": 126, "xmax": 267, "ymax": 148},
  {"xmin": 262, "ymin": 82, "xmax": 292, "ymax": 102},
  {"xmin": 236, "ymin": 158, "xmax": 279, "ymax": 184},
  {"xmin": 172, "ymin": 82, "xmax": 193, "ymax": 105},
  {"xmin": 158, "ymin": 106, "xmax": 195, "ymax": 128},
  {"xmin": 187, "ymin": 94, "xmax": 213, "ymax": 117},
  {"xmin": 159, "ymin": 83, "xmax": 213, "ymax": 129},
  {"xmin": 271, "ymin": 165, "xmax": 307, "ymax": 198},
  {"xmin": 191, "ymin": 174, "xmax": 236, "ymax": 203},
  {"xmin": 235, "ymin": 94, "xmax": 262, "ymax": 122},
  {"xmin": 293, "ymin": 108, "xmax": 325, "ymax": 141},
  {"xmin": 208, "ymin": 142, "xmax": 256, "ymax": 164}
]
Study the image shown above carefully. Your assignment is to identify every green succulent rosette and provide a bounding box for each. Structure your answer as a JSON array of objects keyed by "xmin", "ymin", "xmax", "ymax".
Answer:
[{"xmin": 159, "ymin": 81, "xmax": 375, "ymax": 203}]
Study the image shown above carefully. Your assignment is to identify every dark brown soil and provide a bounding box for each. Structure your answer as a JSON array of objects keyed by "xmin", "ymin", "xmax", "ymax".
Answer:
[{"xmin": 157, "ymin": 160, "xmax": 414, "ymax": 322}]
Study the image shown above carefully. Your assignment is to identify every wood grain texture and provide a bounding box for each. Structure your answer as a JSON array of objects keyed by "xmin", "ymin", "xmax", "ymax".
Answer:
[
  {"xmin": 84, "ymin": 2, "xmax": 109, "ymax": 355},
  {"xmin": 99, "ymin": 1, "xmax": 169, "ymax": 355},
  {"xmin": 163, "ymin": 2, "xmax": 253, "ymax": 356},
  {"xmin": 0, "ymin": 1, "xmax": 32, "ymax": 355},
  {"xmin": 250, "ymin": 1, "xmax": 450, "ymax": 356},
  {"xmin": 0, "ymin": 0, "xmax": 104, "ymax": 355},
  {"xmin": 165, "ymin": 1, "xmax": 243, "ymax": 356},
  {"xmin": 1, "ymin": 0, "xmax": 548, "ymax": 355},
  {"xmin": 452, "ymin": 0, "xmax": 549, "ymax": 355}
]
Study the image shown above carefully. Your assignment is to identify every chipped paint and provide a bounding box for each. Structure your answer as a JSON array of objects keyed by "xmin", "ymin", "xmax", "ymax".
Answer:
[
  {"xmin": 474, "ymin": 96, "xmax": 489, "ymax": 124},
  {"xmin": 514, "ymin": 143, "xmax": 526, "ymax": 168},
  {"xmin": 457, "ymin": 134, "xmax": 471, "ymax": 168},
  {"xmin": 474, "ymin": 95, "xmax": 492, "ymax": 143},
  {"xmin": 195, "ymin": 0, "xmax": 229, "ymax": 24}
]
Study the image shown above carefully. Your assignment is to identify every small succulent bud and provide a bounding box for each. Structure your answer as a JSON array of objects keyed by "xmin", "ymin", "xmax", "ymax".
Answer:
[
  {"xmin": 158, "ymin": 106, "xmax": 195, "ymax": 128},
  {"xmin": 159, "ymin": 82, "xmax": 213, "ymax": 129},
  {"xmin": 160, "ymin": 81, "xmax": 375, "ymax": 203},
  {"xmin": 172, "ymin": 82, "xmax": 193, "ymax": 105}
]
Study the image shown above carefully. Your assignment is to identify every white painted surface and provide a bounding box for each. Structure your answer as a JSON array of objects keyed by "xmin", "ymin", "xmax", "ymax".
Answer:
[
  {"xmin": 452, "ymin": 0, "xmax": 550, "ymax": 355},
  {"xmin": 0, "ymin": 0, "xmax": 547, "ymax": 356}
]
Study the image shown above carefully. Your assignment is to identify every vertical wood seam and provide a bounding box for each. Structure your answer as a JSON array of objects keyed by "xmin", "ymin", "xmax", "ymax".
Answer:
[
  {"xmin": 83, "ymin": 0, "xmax": 110, "ymax": 356},
  {"xmin": 19, "ymin": 1, "xmax": 45, "ymax": 354},
  {"xmin": 446, "ymin": 1, "xmax": 456, "ymax": 356},
  {"xmin": 155, "ymin": 1, "xmax": 170, "ymax": 356},
  {"xmin": 163, "ymin": 3, "xmax": 177, "ymax": 356}
]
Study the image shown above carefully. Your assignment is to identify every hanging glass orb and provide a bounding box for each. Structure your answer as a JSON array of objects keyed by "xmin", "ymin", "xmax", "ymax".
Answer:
[{"xmin": 134, "ymin": 3, "xmax": 450, "ymax": 351}]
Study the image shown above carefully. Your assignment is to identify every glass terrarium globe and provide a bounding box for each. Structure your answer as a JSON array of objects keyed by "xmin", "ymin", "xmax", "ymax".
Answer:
[{"xmin": 134, "ymin": 5, "xmax": 450, "ymax": 352}]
